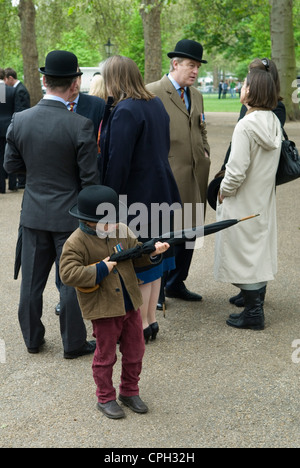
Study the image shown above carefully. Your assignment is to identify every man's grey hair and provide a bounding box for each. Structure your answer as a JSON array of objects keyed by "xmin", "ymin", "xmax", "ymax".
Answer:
[{"xmin": 169, "ymin": 57, "xmax": 186, "ymax": 72}]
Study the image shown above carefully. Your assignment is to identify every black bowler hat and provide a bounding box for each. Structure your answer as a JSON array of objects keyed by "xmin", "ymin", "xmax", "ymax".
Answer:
[
  {"xmin": 167, "ymin": 39, "xmax": 207, "ymax": 64},
  {"xmin": 69, "ymin": 185, "xmax": 127, "ymax": 223},
  {"xmin": 39, "ymin": 50, "xmax": 83, "ymax": 78},
  {"xmin": 207, "ymin": 171, "xmax": 225, "ymax": 211}
]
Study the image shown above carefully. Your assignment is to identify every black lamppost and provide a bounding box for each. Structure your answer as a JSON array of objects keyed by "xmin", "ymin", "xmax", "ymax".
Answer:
[{"xmin": 104, "ymin": 38, "xmax": 114, "ymax": 57}]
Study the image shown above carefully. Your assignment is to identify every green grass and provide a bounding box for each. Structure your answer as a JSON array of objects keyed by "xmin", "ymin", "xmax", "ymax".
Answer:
[{"xmin": 203, "ymin": 93, "xmax": 242, "ymax": 112}]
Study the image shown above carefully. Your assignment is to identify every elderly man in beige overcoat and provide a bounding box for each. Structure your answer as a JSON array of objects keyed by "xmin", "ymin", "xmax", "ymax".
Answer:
[{"xmin": 147, "ymin": 39, "xmax": 211, "ymax": 304}]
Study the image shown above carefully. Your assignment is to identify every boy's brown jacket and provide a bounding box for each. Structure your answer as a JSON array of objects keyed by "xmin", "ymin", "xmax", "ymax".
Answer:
[{"xmin": 60, "ymin": 223, "xmax": 155, "ymax": 321}]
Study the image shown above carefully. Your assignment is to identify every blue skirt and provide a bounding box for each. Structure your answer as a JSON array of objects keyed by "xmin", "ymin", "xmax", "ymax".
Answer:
[{"xmin": 136, "ymin": 256, "xmax": 175, "ymax": 285}]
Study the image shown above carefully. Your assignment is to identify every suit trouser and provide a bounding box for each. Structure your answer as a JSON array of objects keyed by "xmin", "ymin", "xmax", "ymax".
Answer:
[
  {"xmin": 165, "ymin": 242, "xmax": 194, "ymax": 291},
  {"xmin": 19, "ymin": 227, "xmax": 87, "ymax": 352}
]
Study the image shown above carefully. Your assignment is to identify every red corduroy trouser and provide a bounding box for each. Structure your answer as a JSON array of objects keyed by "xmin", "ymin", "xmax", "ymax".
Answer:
[{"xmin": 91, "ymin": 309, "xmax": 145, "ymax": 404}]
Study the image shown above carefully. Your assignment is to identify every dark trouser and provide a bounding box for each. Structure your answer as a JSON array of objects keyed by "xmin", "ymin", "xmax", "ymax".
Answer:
[
  {"xmin": 19, "ymin": 227, "xmax": 87, "ymax": 352},
  {"xmin": 165, "ymin": 242, "xmax": 194, "ymax": 291}
]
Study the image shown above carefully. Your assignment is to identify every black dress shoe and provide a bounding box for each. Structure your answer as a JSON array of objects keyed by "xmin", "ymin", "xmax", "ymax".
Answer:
[
  {"xmin": 55, "ymin": 303, "xmax": 61, "ymax": 316},
  {"xmin": 119, "ymin": 394, "xmax": 148, "ymax": 413},
  {"xmin": 97, "ymin": 401, "xmax": 125, "ymax": 419},
  {"xmin": 166, "ymin": 287, "xmax": 202, "ymax": 302},
  {"xmin": 64, "ymin": 340, "xmax": 96, "ymax": 359},
  {"xmin": 27, "ymin": 339, "xmax": 45, "ymax": 354}
]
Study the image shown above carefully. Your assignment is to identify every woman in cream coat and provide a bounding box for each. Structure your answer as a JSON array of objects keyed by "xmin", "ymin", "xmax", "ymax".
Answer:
[{"xmin": 214, "ymin": 68, "xmax": 282, "ymax": 330}]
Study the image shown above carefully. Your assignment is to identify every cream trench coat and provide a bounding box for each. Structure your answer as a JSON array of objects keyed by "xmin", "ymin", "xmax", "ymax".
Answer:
[
  {"xmin": 214, "ymin": 110, "xmax": 282, "ymax": 284},
  {"xmin": 146, "ymin": 75, "xmax": 211, "ymax": 226}
]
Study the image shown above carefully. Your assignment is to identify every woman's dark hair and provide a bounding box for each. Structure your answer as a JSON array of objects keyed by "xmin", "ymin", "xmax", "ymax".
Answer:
[
  {"xmin": 245, "ymin": 68, "xmax": 278, "ymax": 110},
  {"xmin": 249, "ymin": 58, "xmax": 283, "ymax": 101}
]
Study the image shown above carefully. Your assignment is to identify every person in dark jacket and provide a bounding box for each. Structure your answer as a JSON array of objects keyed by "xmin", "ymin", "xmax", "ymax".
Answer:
[
  {"xmin": 66, "ymin": 70, "xmax": 105, "ymax": 140},
  {"xmin": 0, "ymin": 68, "xmax": 17, "ymax": 193},
  {"xmin": 4, "ymin": 67, "xmax": 31, "ymax": 189},
  {"xmin": 100, "ymin": 55, "xmax": 181, "ymax": 343}
]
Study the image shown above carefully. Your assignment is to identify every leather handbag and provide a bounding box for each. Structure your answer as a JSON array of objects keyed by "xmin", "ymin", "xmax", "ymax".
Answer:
[{"xmin": 276, "ymin": 128, "xmax": 300, "ymax": 186}]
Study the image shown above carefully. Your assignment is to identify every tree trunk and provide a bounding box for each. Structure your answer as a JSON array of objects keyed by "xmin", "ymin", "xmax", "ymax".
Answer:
[
  {"xmin": 270, "ymin": 0, "xmax": 300, "ymax": 121},
  {"xmin": 140, "ymin": 0, "xmax": 162, "ymax": 84},
  {"xmin": 18, "ymin": 0, "xmax": 43, "ymax": 107}
]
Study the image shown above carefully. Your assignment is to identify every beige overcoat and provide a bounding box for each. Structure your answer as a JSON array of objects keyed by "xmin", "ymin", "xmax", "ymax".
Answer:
[
  {"xmin": 214, "ymin": 110, "xmax": 282, "ymax": 284},
  {"xmin": 147, "ymin": 75, "xmax": 211, "ymax": 226}
]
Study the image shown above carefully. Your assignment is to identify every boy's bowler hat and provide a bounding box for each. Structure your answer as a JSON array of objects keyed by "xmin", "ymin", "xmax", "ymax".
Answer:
[
  {"xmin": 167, "ymin": 39, "xmax": 207, "ymax": 64},
  {"xmin": 69, "ymin": 185, "xmax": 127, "ymax": 223},
  {"xmin": 39, "ymin": 50, "xmax": 83, "ymax": 78}
]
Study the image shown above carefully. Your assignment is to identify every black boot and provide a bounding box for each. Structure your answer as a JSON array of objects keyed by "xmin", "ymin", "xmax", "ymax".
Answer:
[
  {"xmin": 229, "ymin": 291, "xmax": 244, "ymax": 307},
  {"xmin": 226, "ymin": 289, "xmax": 265, "ymax": 330},
  {"xmin": 229, "ymin": 286, "xmax": 266, "ymax": 320}
]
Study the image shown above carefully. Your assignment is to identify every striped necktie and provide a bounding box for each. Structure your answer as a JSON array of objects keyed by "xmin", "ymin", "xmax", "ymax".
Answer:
[
  {"xmin": 179, "ymin": 87, "xmax": 185, "ymax": 105},
  {"xmin": 69, "ymin": 102, "xmax": 76, "ymax": 112}
]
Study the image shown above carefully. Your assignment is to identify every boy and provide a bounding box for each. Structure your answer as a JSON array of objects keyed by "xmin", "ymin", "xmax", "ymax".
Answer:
[{"xmin": 60, "ymin": 185, "xmax": 169, "ymax": 419}]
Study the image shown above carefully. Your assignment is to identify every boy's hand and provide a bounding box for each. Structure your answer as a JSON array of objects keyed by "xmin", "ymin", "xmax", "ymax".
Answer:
[
  {"xmin": 152, "ymin": 242, "xmax": 170, "ymax": 257},
  {"xmin": 103, "ymin": 257, "xmax": 117, "ymax": 273}
]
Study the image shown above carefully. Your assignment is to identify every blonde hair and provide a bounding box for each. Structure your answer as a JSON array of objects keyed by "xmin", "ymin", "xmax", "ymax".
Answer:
[
  {"xmin": 102, "ymin": 55, "xmax": 154, "ymax": 104},
  {"xmin": 89, "ymin": 74, "xmax": 105, "ymax": 99}
]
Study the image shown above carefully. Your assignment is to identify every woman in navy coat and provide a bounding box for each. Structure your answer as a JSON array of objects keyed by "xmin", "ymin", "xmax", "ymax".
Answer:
[{"xmin": 100, "ymin": 55, "xmax": 181, "ymax": 342}]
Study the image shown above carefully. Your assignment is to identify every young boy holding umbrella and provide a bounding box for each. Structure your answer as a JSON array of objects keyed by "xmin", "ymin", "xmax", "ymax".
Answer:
[{"xmin": 60, "ymin": 185, "xmax": 169, "ymax": 419}]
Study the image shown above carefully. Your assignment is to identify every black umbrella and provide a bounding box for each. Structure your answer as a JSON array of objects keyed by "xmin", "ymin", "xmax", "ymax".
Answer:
[
  {"xmin": 77, "ymin": 214, "xmax": 259, "ymax": 293},
  {"xmin": 109, "ymin": 214, "xmax": 260, "ymax": 262}
]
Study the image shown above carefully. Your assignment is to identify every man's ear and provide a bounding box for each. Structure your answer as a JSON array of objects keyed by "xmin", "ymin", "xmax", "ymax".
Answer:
[{"xmin": 42, "ymin": 75, "xmax": 47, "ymax": 88}]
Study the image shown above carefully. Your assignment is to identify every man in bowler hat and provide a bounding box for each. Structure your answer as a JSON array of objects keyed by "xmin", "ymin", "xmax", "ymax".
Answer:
[
  {"xmin": 4, "ymin": 50, "xmax": 99, "ymax": 357},
  {"xmin": 147, "ymin": 39, "xmax": 211, "ymax": 304}
]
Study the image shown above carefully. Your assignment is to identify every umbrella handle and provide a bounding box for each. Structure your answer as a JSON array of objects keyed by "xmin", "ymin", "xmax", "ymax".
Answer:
[{"xmin": 239, "ymin": 214, "xmax": 260, "ymax": 222}]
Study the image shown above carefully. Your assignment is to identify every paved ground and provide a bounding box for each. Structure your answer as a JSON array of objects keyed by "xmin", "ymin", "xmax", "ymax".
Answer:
[{"xmin": 0, "ymin": 113, "xmax": 299, "ymax": 448}]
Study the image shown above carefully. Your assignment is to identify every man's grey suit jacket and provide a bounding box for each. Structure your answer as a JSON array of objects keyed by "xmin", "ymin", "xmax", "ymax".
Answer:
[{"xmin": 4, "ymin": 99, "xmax": 99, "ymax": 232}]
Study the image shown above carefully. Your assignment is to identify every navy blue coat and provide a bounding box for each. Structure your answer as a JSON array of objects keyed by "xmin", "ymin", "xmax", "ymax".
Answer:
[
  {"xmin": 100, "ymin": 97, "xmax": 181, "ymax": 236},
  {"xmin": 77, "ymin": 92, "xmax": 105, "ymax": 140}
]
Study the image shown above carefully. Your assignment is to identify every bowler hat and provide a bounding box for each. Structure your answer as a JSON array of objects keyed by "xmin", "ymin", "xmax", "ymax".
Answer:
[
  {"xmin": 69, "ymin": 185, "xmax": 127, "ymax": 223},
  {"xmin": 39, "ymin": 50, "xmax": 83, "ymax": 78},
  {"xmin": 207, "ymin": 171, "xmax": 225, "ymax": 211},
  {"xmin": 167, "ymin": 39, "xmax": 207, "ymax": 64}
]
